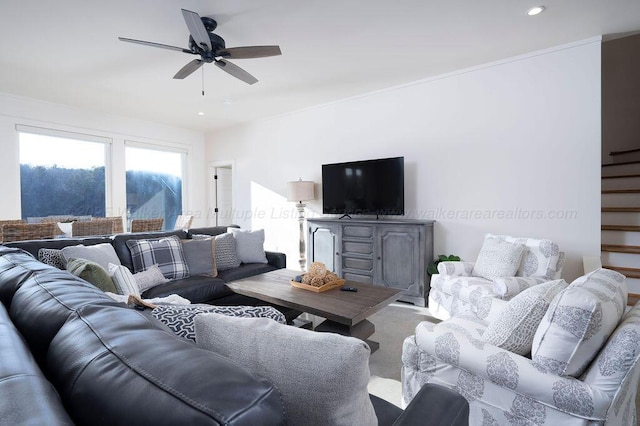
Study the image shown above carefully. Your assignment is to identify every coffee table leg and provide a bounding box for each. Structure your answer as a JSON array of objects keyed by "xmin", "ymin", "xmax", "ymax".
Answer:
[{"xmin": 314, "ymin": 319, "xmax": 380, "ymax": 353}]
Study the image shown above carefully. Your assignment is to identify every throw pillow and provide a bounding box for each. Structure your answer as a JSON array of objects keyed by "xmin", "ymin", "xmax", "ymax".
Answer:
[
  {"xmin": 214, "ymin": 233, "xmax": 241, "ymax": 271},
  {"xmin": 195, "ymin": 313, "xmax": 377, "ymax": 425},
  {"xmin": 180, "ymin": 238, "xmax": 217, "ymax": 277},
  {"xmin": 38, "ymin": 248, "xmax": 65, "ymax": 269},
  {"xmin": 66, "ymin": 258, "xmax": 118, "ymax": 293},
  {"xmin": 107, "ymin": 263, "xmax": 141, "ymax": 297},
  {"xmin": 473, "ymin": 236, "xmax": 526, "ymax": 280},
  {"xmin": 152, "ymin": 304, "xmax": 286, "ymax": 342},
  {"xmin": 126, "ymin": 235, "xmax": 190, "ymax": 280},
  {"xmin": 61, "ymin": 243, "xmax": 122, "ymax": 270},
  {"xmin": 482, "ymin": 279, "xmax": 568, "ymax": 355},
  {"xmin": 531, "ymin": 268, "xmax": 627, "ymax": 377},
  {"xmin": 228, "ymin": 228, "xmax": 268, "ymax": 264},
  {"xmin": 487, "ymin": 234, "xmax": 564, "ymax": 280},
  {"xmin": 134, "ymin": 264, "xmax": 169, "ymax": 293}
]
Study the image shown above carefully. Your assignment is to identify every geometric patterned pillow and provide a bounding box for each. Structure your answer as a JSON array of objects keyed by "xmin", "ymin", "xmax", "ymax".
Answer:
[
  {"xmin": 38, "ymin": 248, "xmax": 65, "ymax": 269},
  {"xmin": 126, "ymin": 235, "xmax": 190, "ymax": 280},
  {"xmin": 531, "ymin": 268, "xmax": 627, "ymax": 377},
  {"xmin": 214, "ymin": 233, "xmax": 241, "ymax": 271},
  {"xmin": 151, "ymin": 304, "xmax": 286, "ymax": 342},
  {"xmin": 483, "ymin": 279, "xmax": 568, "ymax": 355}
]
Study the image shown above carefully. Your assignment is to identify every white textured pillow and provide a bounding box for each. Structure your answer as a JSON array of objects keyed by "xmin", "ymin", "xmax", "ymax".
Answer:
[
  {"xmin": 483, "ymin": 279, "xmax": 568, "ymax": 355},
  {"xmin": 488, "ymin": 234, "xmax": 563, "ymax": 280},
  {"xmin": 107, "ymin": 263, "xmax": 141, "ymax": 297},
  {"xmin": 493, "ymin": 276, "xmax": 548, "ymax": 298},
  {"xmin": 61, "ymin": 243, "xmax": 121, "ymax": 270},
  {"xmin": 531, "ymin": 269, "xmax": 627, "ymax": 377},
  {"xmin": 134, "ymin": 264, "xmax": 169, "ymax": 293},
  {"xmin": 195, "ymin": 313, "xmax": 377, "ymax": 425},
  {"xmin": 473, "ymin": 236, "xmax": 526, "ymax": 280},
  {"xmin": 228, "ymin": 228, "xmax": 268, "ymax": 264}
]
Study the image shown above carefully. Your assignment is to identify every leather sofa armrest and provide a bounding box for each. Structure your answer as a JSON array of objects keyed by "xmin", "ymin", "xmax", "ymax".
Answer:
[
  {"xmin": 265, "ymin": 251, "xmax": 286, "ymax": 269},
  {"xmin": 394, "ymin": 383, "xmax": 468, "ymax": 426}
]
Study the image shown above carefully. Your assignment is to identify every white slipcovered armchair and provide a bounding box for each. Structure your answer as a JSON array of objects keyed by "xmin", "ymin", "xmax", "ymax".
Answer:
[
  {"xmin": 403, "ymin": 268, "xmax": 640, "ymax": 425},
  {"xmin": 429, "ymin": 234, "xmax": 565, "ymax": 321}
]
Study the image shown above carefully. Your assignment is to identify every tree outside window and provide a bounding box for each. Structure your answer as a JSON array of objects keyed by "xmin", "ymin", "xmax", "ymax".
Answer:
[{"xmin": 19, "ymin": 130, "xmax": 107, "ymax": 220}]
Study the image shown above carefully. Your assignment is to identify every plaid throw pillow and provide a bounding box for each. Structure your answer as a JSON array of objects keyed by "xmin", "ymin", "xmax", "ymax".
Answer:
[{"xmin": 126, "ymin": 235, "xmax": 190, "ymax": 280}]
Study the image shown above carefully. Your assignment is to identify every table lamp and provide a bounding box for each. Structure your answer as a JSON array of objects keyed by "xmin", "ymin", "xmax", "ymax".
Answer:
[{"xmin": 286, "ymin": 178, "xmax": 315, "ymax": 271}]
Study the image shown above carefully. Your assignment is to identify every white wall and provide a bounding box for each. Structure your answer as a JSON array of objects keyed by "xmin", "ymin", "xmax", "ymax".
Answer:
[
  {"xmin": 0, "ymin": 93, "xmax": 208, "ymax": 227},
  {"xmin": 206, "ymin": 38, "xmax": 602, "ymax": 281}
]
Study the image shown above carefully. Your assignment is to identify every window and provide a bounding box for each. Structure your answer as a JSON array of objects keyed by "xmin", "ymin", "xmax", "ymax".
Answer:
[
  {"xmin": 125, "ymin": 144, "xmax": 184, "ymax": 231},
  {"xmin": 18, "ymin": 127, "xmax": 109, "ymax": 220}
]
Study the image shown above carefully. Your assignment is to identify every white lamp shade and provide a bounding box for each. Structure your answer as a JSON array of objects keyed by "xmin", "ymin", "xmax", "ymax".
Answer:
[{"xmin": 287, "ymin": 180, "xmax": 315, "ymax": 202}]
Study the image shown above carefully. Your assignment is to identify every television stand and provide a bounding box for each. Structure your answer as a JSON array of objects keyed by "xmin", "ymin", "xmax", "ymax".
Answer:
[{"xmin": 306, "ymin": 218, "xmax": 434, "ymax": 306}]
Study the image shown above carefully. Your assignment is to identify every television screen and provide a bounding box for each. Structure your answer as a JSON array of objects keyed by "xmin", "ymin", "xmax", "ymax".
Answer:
[{"xmin": 322, "ymin": 157, "xmax": 404, "ymax": 216}]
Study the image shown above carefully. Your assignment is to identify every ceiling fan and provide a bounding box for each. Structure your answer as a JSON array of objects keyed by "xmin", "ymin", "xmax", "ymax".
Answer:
[{"xmin": 118, "ymin": 9, "xmax": 281, "ymax": 85}]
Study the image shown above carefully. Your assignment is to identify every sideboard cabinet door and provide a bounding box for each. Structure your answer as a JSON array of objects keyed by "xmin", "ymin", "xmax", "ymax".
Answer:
[
  {"xmin": 375, "ymin": 225, "xmax": 425, "ymax": 306},
  {"xmin": 307, "ymin": 222, "xmax": 341, "ymax": 274}
]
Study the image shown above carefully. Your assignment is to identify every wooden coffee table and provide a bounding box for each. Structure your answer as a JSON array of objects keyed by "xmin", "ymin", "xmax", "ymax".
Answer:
[{"xmin": 226, "ymin": 269, "xmax": 402, "ymax": 352}]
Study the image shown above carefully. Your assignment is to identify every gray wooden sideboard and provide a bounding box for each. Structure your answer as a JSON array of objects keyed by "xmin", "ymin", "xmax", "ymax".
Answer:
[{"xmin": 307, "ymin": 218, "xmax": 434, "ymax": 306}]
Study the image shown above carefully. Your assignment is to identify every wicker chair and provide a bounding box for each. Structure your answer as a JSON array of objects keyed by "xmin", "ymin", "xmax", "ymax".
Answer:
[
  {"xmin": 130, "ymin": 218, "xmax": 164, "ymax": 233},
  {"xmin": 1, "ymin": 222, "xmax": 57, "ymax": 242},
  {"xmin": 173, "ymin": 215, "xmax": 193, "ymax": 230},
  {"xmin": 0, "ymin": 220, "xmax": 26, "ymax": 243},
  {"xmin": 93, "ymin": 216, "xmax": 124, "ymax": 234},
  {"xmin": 72, "ymin": 220, "xmax": 114, "ymax": 237}
]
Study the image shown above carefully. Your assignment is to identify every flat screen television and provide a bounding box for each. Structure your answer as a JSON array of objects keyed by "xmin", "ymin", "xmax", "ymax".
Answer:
[{"xmin": 322, "ymin": 156, "xmax": 404, "ymax": 217}]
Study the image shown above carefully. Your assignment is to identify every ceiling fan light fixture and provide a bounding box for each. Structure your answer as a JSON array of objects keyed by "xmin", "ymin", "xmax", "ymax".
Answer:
[{"xmin": 527, "ymin": 6, "xmax": 545, "ymax": 16}]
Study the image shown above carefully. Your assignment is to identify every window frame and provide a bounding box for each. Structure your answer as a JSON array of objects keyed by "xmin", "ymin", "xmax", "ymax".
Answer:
[
  {"xmin": 124, "ymin": 140, "xmax": 189, "ymax": 226},
  {"xmin": 16, "ymin": 124, "xmax": 113, "ymax": 218}
]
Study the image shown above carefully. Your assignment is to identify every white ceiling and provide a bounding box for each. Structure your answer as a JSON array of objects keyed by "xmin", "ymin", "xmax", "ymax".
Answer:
[{"xmin": 1, "ymin": 0, "xmax": 639, "ymax": 133}]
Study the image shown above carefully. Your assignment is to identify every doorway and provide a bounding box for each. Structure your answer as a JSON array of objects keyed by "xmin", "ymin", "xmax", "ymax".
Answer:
[{"xmin": 212, "ymin": 164, "xmax": 233, "ymax": 226}]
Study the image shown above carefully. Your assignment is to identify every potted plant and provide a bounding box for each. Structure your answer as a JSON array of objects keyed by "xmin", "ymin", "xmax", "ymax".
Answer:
[{"xmin": 427, "ymin": 254, "xmax": 460, "ymax": 276}]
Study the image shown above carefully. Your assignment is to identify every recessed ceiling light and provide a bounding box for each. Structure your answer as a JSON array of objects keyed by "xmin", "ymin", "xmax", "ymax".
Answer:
[
  {"xmin": 223, "ymin": 99, "xmax": 233, "ymax": 105},
  {"xmin": 527, "ymin": 6, "xmax": 545, "ymax": 16},
  {"xmin": 197, "ymin": 112, "xmax": 205, "ymax": 116}
]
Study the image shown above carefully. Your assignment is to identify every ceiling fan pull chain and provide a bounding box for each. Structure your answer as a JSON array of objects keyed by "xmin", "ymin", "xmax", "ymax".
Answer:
[{"xmin": 202, "ymin": 66, "xmax": 205, "ymax": 96}]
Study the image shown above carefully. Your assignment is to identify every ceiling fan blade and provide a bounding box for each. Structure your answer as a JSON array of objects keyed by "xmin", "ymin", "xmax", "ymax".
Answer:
[
  {"xmin": 118, "ymin": 37, "xmax": 193, "ymax": 54},
  {"xmin": 182, "ymin": 9, "xmax": 212, "ymax": 51},
  {"xmin": 216, "ymin": 46, "xmax": 282, "ymax": 59},
  {"xmin": 215, "ymin": 59, "xmax": 258, "ymax": 85},
  {"xmin": 173, "ymin": 59, "xmax": 204, "ymax": 79}
]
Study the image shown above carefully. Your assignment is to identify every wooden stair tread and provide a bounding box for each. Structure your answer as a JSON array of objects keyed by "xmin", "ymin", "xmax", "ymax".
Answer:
[
  {"xmin": 602, "ymin": 189, "xmax": 640, "ymax": 194},
  {"xmin": 602, "ymin": 160, "xmax": 640, "ymax": 167},
  {"xmin": 602, "ymin": 207, "xmax": 640, "ymax": 212},
  {"xmin": 609, "ymin": 148, "xmax": 640, "ymax": 156},
  {"xmin": 629, "ymin": 293, "xmax": 640, "ymax": 306},
  {"xmin": 603, "ymin": 265, "xmax": 640, "ymax": 279},
  {"xmin": 601, "ymin": 174, "xmax": 640, "ymax": 179},
  {"xmin": 601, "ymin": 244, "xmax": 640, "ymax": 254},
  {"xmin": 602, "ymin": 225, "xmax": 640, "ymax": 232}
]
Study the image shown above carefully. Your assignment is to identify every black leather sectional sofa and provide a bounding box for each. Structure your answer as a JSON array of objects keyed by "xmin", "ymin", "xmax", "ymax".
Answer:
[{"xmin": 0, "ymin": 226, "xmax": 469, "ymax": 425}]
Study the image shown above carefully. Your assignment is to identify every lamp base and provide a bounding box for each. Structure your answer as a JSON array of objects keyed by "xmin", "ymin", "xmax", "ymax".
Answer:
[{"xmin": 296, "ymin": 202, "xmax": 307, "ymax": 272}]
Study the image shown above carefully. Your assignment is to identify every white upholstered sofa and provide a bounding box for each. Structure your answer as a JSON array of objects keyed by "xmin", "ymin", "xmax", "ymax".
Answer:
[
  {"xmin": 402, "ymin": 268, "xmax": 640, "ymax": 425},
  {"xmin": 429, "ymin": 234, "xmax": 565, "ymax": 321}
]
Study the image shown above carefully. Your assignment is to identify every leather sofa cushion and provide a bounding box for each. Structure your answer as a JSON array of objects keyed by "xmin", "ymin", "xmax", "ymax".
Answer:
[
  {"xmin": 141, "ymin": 275, "xmax": 233, "ymax": 302},
  {"xmin": 0, "ymin": 304, "xmax": 73, "ymax": 425},
  {"xmin": 5, "ymin": 252, "xmax": 120, "ymax": 365},
  {"xmin": 216, "ymin": 263, "xmax": 277, "ymax": 282},
  {"xmin": 47, "ymin": 303, "xmax": 284, "ymax": 425}
]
